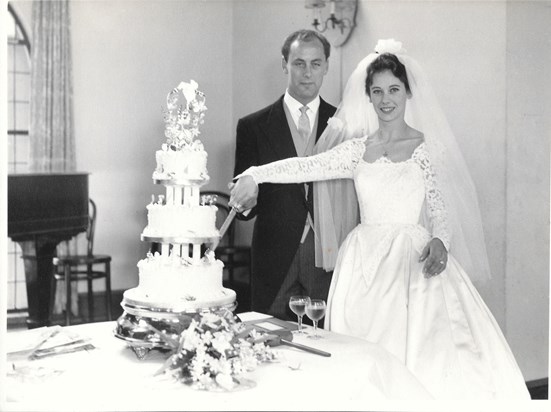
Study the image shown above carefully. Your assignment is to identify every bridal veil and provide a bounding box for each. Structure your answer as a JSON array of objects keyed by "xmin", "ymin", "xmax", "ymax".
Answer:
[{"xmin": 313, "ymin": 39, "xmax": 491, "ymax": 283}]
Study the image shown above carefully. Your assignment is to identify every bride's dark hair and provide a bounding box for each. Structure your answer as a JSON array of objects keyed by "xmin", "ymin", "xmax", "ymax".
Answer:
[{"xmin": 365, "ymin": 53, "xmax": 411, "ymax": 96}]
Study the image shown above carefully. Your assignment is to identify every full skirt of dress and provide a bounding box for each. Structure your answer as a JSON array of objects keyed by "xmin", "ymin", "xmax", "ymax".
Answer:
[{"xmin": 326, "ymin": 223, "xmax": 531, "ymax": 400}]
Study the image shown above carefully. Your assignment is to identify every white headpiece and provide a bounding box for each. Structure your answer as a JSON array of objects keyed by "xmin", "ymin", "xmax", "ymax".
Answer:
[{"xmin": 313, "ymin": 39, "xmax": 491, "ymax": 283}]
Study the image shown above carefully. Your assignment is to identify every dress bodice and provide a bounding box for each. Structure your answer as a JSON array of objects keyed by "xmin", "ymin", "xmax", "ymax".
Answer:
[{"xmin": 355, "ymin": 158, "xmax": 425, "ymax": 225}]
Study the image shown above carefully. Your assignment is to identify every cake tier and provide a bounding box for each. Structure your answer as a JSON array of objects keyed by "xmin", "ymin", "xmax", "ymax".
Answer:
[
  {"xmin": 131, "ymin": 254, "xmax": 235, "ymax": 311},
  {"xmin": 153, "ymin": 147, "xmax": 208, "ymax": 181},
  {"xmin": 142, "ymin": 204, "xmax": 218, "ymax": 238}
]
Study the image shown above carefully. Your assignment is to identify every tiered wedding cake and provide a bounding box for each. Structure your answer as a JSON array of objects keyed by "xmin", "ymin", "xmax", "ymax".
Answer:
[{"xmin": 115, "ymin": 81, "xmax": 236, "ymax": 356}]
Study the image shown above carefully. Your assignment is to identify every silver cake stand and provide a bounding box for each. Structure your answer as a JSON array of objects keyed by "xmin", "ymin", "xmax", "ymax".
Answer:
[{"xmin": 114, "ymin": 296, "xmax": 237, "ymax": 360}]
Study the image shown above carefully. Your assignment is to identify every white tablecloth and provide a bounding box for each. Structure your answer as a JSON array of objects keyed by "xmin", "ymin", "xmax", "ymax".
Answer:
[{"xmin": 3, "ymin": 313, "xmax": 435, "ymax": 411}]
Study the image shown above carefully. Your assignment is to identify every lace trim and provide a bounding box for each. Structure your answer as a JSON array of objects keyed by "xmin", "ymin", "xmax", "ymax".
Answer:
[
  {"xmin": 370, "ymin": 142, "xmax": 426, "ymax": 165},
  {"xmin": 239, "ymin": 138, "xmax": 367, "ymax": 184},
  {"xmin": 412, "ymin": 146, "xmax": 450, "ymax": 250}
]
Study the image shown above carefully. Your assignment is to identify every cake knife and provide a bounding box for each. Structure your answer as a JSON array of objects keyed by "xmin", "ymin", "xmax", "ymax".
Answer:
[{"xmin": 208, "ymin": 206, "xmax": 238, "ymax": 252}]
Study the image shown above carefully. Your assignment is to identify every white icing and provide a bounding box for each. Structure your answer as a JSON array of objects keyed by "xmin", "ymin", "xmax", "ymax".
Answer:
[
  {"xmin": 133, "ymin": 253, "xmax": 234, "ymax": 308},
  {"xmin": 143, "ymin": 204, "xmax": 218, "ymax": 238},
  {"xmin": 153, "ymin": 146, "xmax": 208, "ymax": 180}
]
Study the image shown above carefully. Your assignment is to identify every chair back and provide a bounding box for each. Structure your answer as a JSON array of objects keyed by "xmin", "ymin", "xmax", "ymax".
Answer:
[
  {"xmin": 200, "ymin": 191, "xmax": 235, "ymax": 247},
  {"xmin": 86, "ymin": 199, "xmax": 97, "ymax": 256}
]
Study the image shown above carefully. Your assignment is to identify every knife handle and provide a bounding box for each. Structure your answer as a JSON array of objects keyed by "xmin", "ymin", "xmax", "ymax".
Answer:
[{"xmin": 280, "ymin": 339, "xmax": 331, "ymax": 357}]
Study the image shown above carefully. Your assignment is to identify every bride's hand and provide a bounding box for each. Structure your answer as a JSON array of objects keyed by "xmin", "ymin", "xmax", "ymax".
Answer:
[
  {"xmin": 419, "ymin": 238, "xmax": 448, "ymax": 277},
  {"xmin": 229, "ymin": 175, "xmax": 258, "ymax": 213}
]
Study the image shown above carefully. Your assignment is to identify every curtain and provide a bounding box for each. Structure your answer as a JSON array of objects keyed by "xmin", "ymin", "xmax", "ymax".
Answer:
[
  {"xmin": 29, "ymin": 0, "xmax": 75, "ymax": 172},
  {"xmin": 30, "ymin": 0, "xmax": 78, "ymax": 315}
]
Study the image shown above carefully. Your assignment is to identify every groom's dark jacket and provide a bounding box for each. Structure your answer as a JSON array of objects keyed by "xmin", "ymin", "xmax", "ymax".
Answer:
[{"xmin": 233, "ymin": 95, "xmax": 337, "ymax": 314}]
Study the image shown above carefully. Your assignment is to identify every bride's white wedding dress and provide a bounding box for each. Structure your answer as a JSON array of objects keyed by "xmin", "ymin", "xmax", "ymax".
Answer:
[{"xmin": 242, "ymin": 136, "xmax": 531, "ymax": 400}]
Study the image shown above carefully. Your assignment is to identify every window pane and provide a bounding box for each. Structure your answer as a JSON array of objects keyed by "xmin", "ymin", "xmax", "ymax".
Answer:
[
  {"xmin": 7, "ymin": 282, "xmax": 16, "ymax": 310},
  {"xmin": 15, "ymin": 255, "xmax": 26, "ymax": 282},
  {"xmin": 8, "ymin": 133, "xmax": 15, "ymax": 164},
  {"xmin": 15, "ymin": 135, "xmax": 30, "ymax": 165},
  {"xmin": 14, "ymin": 45, "xmax": 30, "ymax": 70},
  {"xmin": 15, "ymin": 72, "xmax": 30, "ymax": 102},
  {"xmin": 15, "ymin": 283, "xmax": 29, "ymax": 308},
  {"xmin": 7, "ymin": 253, "xmax": 17, "ymax": 282},
  {"xmin": 7, "ymin": 103, "xmax": 14, "ymax": 129},
  {"xmin": 8, "ymin": 239, "xmax": 16, "ymax": 253},
  {"xmin": 7, "ymin": 52, "xmax": 15, "ymax": 100},
  {"xmin": 14, "ymin": 101, "xmax": 30, "ymax": 130},
  {"xmin": 6, "ymin": 10, "xmax": 16, "ymax": 38}
]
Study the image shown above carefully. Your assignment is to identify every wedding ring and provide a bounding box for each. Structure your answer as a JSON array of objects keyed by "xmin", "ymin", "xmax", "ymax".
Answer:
[{"xmin": 234, "ymin": 204, "xmax": 241, "ymax": 212}]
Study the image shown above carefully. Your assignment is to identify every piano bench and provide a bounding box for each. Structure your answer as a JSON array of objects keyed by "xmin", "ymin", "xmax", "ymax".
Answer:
[{"xmin": 53, "ymin": 255, "xmax": 112, "ymax": 326}]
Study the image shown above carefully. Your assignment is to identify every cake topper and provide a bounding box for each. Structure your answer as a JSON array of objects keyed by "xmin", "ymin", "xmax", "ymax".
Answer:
[{"xmin": 162, "ymin": 80, "xmax": 207, "ymax": 150}]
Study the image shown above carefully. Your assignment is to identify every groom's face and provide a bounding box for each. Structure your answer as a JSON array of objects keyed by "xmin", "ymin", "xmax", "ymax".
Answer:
[{"xmin": 282, "ymin": 39, "xmax": 328, "ymax": 105}]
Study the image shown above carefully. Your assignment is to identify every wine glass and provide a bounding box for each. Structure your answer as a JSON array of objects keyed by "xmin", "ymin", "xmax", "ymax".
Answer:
[
  {"xmin": 289, "ymin": 296, "xmax": 310, "ymax": 334},
  {"xmin": 305, "ymin": 299, "xmax": 326, "ymax": 339}
]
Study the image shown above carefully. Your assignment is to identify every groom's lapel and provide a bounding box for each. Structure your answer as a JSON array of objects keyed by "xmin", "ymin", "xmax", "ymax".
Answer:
[
  {"xmin": 265, "ymin": 96, "xmax": 298, "ymax": 160},
  {"xmin": 316, "ymin": 98, "xmax": 333, "ymax": 142}
]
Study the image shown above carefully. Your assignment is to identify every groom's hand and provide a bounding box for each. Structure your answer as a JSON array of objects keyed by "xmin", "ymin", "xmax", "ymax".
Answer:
[{"xmin": 229, "ymin": 175, "xmax": 258, "ymax": 213}]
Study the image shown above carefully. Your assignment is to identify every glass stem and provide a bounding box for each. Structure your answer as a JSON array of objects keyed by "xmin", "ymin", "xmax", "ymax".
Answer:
[
  {"xmin": 313, "ymin": 320, "xmax": 318, "ymax": 336},
  {"xmin": 298, "ymin": 315, "xmax": 303, "ymax": 332}
]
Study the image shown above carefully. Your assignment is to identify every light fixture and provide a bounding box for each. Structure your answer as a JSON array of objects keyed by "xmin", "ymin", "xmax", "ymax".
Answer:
[{"xmin": 305, "ymin": 0, "xmax": 358, "ymax": 47}]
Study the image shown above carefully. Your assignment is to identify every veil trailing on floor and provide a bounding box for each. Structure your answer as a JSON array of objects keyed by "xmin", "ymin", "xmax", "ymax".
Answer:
[{"xmin": 313, "ymin": 39, "xmax": 491, "ymax": 283}]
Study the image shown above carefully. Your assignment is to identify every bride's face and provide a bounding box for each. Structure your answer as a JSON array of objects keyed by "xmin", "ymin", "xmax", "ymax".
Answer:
[{"xmin": 368, "ymin": 70, "xmax": 409, "ymax": 123}]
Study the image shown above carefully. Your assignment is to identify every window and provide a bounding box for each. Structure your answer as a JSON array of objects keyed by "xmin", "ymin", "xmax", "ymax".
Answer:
[{"xmin": 7, "ymin": 4, "xmax": 31, "ymax": 312}]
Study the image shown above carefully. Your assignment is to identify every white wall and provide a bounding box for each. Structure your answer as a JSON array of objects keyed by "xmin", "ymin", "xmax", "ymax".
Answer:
[
  {"xmin": 9, "ymin": 0, "xmax": 549, "ymax": 381},
  {"xmin": 505, "ymin": 0, "xmax": 550, "ymax": 383}
]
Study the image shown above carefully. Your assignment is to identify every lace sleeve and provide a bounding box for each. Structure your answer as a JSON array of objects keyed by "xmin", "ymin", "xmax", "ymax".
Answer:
[
  {"xmin": 236, "ymin": 138, "xmax": 366, "ymax": 184},
  {"xmin": 414, "ymin": 145, "xmax": 451, "ymax": 251}
]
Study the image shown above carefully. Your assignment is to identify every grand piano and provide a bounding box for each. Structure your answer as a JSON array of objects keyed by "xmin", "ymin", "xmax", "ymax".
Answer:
[{"xmin": 8, "ymin": 173, "xmax": 89, "ymax": 328}]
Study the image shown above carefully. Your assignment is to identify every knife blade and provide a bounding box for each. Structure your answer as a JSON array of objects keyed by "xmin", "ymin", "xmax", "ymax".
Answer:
[{"xmin": 209, "ymin": 207, "xmax": 237, "ymax": 252}]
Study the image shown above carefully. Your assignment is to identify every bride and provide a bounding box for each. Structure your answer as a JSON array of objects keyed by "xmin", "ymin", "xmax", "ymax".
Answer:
[{"xmin": 230, "ymin": 39, "xmax": 530, "ymax": 400}]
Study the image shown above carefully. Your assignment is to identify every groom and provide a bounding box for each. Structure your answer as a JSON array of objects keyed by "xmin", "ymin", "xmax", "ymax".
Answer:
[{"xmin": 232, "ymin": 30, "xmax": 336, "ymax": 323}]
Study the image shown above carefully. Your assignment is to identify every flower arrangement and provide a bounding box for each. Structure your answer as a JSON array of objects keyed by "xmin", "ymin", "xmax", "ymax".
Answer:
[
  {"xmin": 155, "ymin": 310, "xmax": 277, "ymax": 391},
  {"xmin": 162, "ymin": 80, "xmax": 207, "ymax": 150}
]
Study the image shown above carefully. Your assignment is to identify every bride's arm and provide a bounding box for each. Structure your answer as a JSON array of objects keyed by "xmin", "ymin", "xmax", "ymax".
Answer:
[
  {"xmin": 235, "ymin": 138, "xmax": 366, "ymax": 184},
  {"xmin": 415, "ymin": 146, "xmax": 451, "ymax": 277},
  {"xmin": 230, "ymin": 138, "xmax": 365, "ymax": 212}
]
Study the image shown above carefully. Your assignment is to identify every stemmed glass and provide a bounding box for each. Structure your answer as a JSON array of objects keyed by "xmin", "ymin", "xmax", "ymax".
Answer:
[
  {"xmin": 305, "ymin": 299, "xmax": 326, "ymax": 339},
  {"xmin": 289, "ymin": 296, "xmax": 310, "ymax": 335}
]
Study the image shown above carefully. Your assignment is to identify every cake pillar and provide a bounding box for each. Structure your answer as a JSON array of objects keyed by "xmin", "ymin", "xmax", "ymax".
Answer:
[
  {"xmin": 183, "ymin": 187, "xmax": 191, "ymax": 207},
  {"xmin": 191, "ymin": 186, "xmax": 200, "ymax": 206},
  {"xmin": 166, "ymin": 186, "xmax": 174, "ymax": 205},
  {"xmin": 192, "ymin": 243, "xmax": 201, "ymax": 264},
  {"xmin": 174, "ymin": 187, "xmax": 183, "ymax": 205},
  {"xmin": 161, "ymin": 244, "xmax": 170, "ymax": 256}
]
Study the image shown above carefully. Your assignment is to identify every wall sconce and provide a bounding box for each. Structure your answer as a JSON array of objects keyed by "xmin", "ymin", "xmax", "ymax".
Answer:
[{"xmin": 305, "ymin": 0, "xmax": 358, "ymax": 47}]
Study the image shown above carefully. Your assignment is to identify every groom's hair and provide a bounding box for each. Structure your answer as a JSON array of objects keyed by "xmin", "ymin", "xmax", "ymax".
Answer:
[
  {"xmin": 365, "ymin": 53, "xmax": 411, "ymax": 96},
  {"xmin": 281, "ymin": 30, "xmax": 331, "ymax": 62}
]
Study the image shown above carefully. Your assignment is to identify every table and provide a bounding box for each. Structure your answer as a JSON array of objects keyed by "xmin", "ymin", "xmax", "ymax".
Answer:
[{"xmin": 3, "ymin": 313, "xmax": 432, "ymax": 411}]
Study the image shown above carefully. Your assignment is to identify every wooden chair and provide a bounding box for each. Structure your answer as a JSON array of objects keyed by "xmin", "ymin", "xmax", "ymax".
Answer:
[
  {"xmin": 201, "ymin": 191, "xmax": 251, "ymax": 308},
  {"xmin": 53, "ymin": 199, "xmax": 112, "ymax": 325}
]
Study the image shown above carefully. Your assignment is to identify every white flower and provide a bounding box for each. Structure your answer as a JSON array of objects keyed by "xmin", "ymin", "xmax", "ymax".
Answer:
[
  {"xmin": 211, "ymin": 332, "xmax": 233, "ymax": 354},
  {"xmin": 327, "ymin": 117, "xmax": 343, "ymax": 129},
  {"xmin": 374, "ymin": 39, "xmax": 405, "ymax": 55},
  {"xmin": 177, "ymin": 80, "xmax": 199, "ymax": 104}
]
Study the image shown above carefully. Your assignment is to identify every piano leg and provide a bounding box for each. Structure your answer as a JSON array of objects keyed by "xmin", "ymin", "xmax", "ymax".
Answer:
[{"xmin": 18, "ymin": 239, "xmax": 58, "ymax": 329}]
